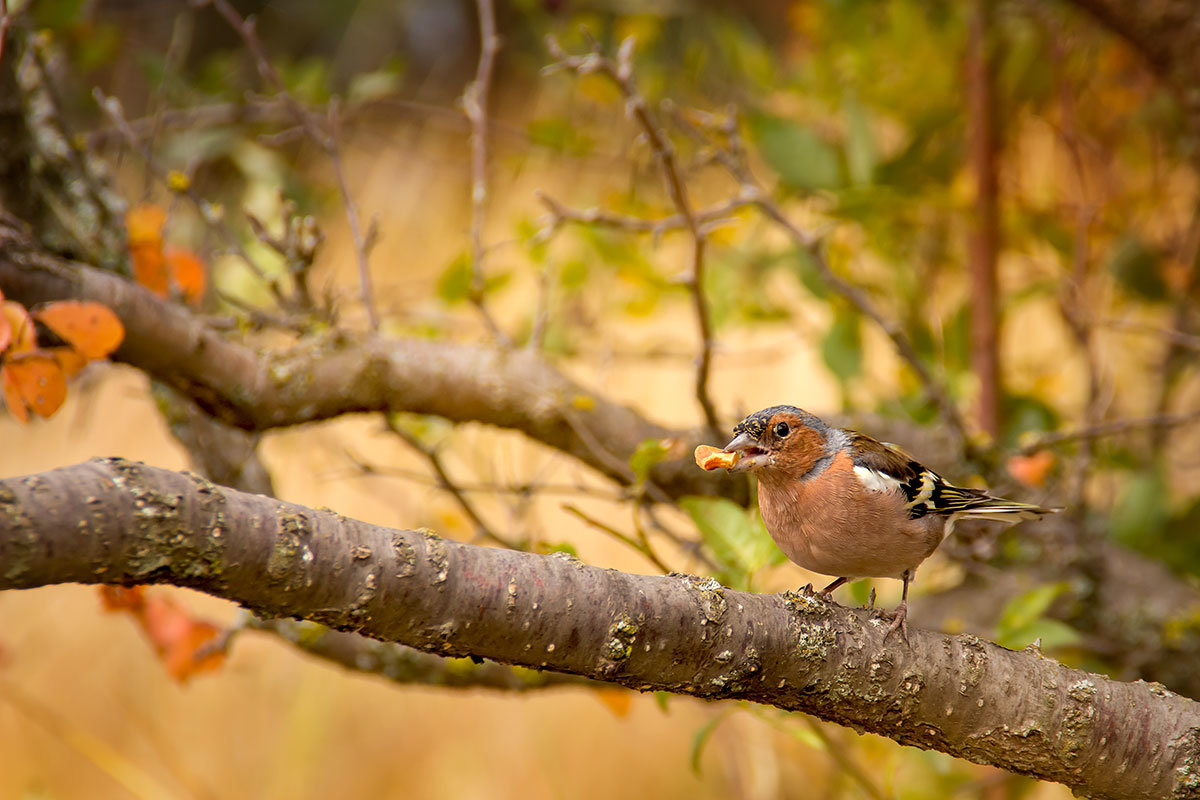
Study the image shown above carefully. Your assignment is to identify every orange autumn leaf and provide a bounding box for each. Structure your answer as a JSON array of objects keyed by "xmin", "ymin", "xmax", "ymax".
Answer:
[
  {"xmin": 99, "ymin": 585, "xmax": 147, "ymax": 612},
  {"xmin": 34, "ymin": 301, "xmax": 125, "ymax": 360},
  {"xmin": 48, "ymin": 346, "xmax": 89, "ymax": 378},
  {"xmin": 1007, "ymin": 450, "xmax": 1056, "ymax": 489},
  {"xmin": 1, "ymin": 363, "xmax": 27, "ymax": 424},
  {"xmin": 131, "ymin": 243, "xmax": 169, "ymax": 297},
  {"xmin": 0, "ymin": 307, "xmax": 9, "ymax": 354},
  {"xmin": 140, "ymin": 594, "xmax": 226, "ymax": 682},
  {"xmin": 125, "ymin": 204, "xmax": 166, "ymax": 248},
  {"xmin": 593, "ymin": 688, "xmax": 633, "ymax": 718},
  {"xmin": 1, "ymin": 352, "xmax": 67, "ymax": 422},
  {"xmin": 1, "ymin": 300, "xmax": 36, "ymax": 353},
  {"xmin": 164, "ymin": 247, "xmax": 207, "ymax": 304},
  {"xmin": 99, "ymin": 586, "xmax": 226, "ymax": 683}
]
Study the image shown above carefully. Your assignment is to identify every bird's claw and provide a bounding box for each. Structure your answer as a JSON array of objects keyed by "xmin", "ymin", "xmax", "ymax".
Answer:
[{"xmin": 881, "ymin": 601, "xmax": 909, "ymax": 644}]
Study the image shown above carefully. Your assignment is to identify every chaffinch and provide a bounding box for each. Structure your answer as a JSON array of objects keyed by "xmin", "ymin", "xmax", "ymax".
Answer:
[{"xmin": 700, "ymin": 405, "xmax": 1056, "ymax": 639}]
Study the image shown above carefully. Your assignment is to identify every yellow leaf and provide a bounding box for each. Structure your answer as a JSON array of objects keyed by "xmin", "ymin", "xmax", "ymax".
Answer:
[{"xmin": 166, "ymin": 170, "xmax": 191, "ymax": 192}]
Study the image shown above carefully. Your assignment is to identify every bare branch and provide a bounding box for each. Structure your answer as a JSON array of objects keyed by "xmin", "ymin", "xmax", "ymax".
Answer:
[
  {"xmin": 192, "ymin": 0, "xmax": 380, "ymax": 329},
  {"xmin": 1016, "ymin": 410, "xmax": 1200, "ymax": 454},
  {"xmin": 562, "ymin": 503, "xmax": 671, "ymax": 574},
  {"xmin": 462, "ymin": 0, "xmax": 508, "ymax": 343},
  {"xmin": 248, "ymin": 618, "xmax": 590, "ymax": 690},
  {"xmin": 384, "ymin": 415, "xmax": 520, "ymax": 550},
  {"xmin": 669, "ymin": 107, "xmax": 978, "ymax": 456},
  {"xmin": 546, "ymin": 35, "xmax": 720, "ymax": 437},
  {"xmin": 535, "ymin": 190, "xmax": 749, "ymax": 239}
]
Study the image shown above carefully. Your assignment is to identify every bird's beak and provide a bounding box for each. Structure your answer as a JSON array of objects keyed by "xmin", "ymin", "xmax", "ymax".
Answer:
[{"xmin": 723, "ymin": 432, "xmax": 772, "ymax": 473}]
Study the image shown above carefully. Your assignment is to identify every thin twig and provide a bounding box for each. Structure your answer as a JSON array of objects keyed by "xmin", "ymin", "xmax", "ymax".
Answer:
[
  {"xmin": 193, "ymin": 0, "xmax": 380, "ymax": 329},
  {"xmin": 463, "ymin": 0, "xmax": 508, "ymax": 343},
  {"xmin": 561, "ymin": 409, "xmax": 673, "ymax": 505},
  {"xmin": 546, "ymin": 35, "xmax": 721, "ymax": 437},
  {"xmin": 563, "ymin": 504, "xmax": 671, "ymax": 573},
  {"xmin": 535, "ymin": 190, "xmax": 750, "ymax": 239},
  {"xmin": 1016, "ymin": 410, "xmax": 1200, "ymax": 455},
  {"xmin": 341, "ymin": 450, "xmax": 626, "ymax": 501},
  {"xmin": 384, "ymin": 417, "xmax": 520, "ymax": 550},
  {"xmin": 1100, "ymin": 318, "xmax": 1200, "ymax": 350}
]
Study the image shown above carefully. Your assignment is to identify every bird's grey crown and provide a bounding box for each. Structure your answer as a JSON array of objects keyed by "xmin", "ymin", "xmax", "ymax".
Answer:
[{"xmin": 732, "ymin": 405, "xmax": 828, "ymax": 440}]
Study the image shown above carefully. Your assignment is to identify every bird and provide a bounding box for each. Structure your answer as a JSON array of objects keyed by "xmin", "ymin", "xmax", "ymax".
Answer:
[{"xmin": 712, "ymin": 405, "xmax": 1057, "ymax": 639}]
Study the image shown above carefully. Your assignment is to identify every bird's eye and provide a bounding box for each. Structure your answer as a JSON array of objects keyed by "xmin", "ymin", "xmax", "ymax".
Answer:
[{"xmin": 773, "ymin": 421, "xmax": 791, "ymax": 438}]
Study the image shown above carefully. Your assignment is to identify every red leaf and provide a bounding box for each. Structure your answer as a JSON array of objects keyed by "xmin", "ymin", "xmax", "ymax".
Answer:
[{"xmin": 34, "ymin": 301, "xmax": 125, "ymax": 360}]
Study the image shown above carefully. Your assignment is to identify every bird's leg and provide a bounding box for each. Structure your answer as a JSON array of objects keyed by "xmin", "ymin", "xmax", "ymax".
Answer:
[
  {"xmin": 883, "ymin": 570, "xmax": 911, "ymax": 643},
  {"xmin": 820, "ymin": 576, "xmax": 848, "ymax": 596}
]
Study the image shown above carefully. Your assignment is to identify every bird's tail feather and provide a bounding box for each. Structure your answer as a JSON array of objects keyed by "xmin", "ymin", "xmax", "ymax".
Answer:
[{"xmin": 936, "ymin": 484, "xmax": 1059, "ymax": 520}]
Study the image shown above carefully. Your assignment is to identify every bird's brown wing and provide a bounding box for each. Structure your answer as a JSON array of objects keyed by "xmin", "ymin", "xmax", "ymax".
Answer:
[
  {"xmin": 846, "ymin": 431, "xmax": 942, "ymax": 519},
  {"xmin": 847, "ymin": 430, "xmax": 1055, "ymax": 521}
]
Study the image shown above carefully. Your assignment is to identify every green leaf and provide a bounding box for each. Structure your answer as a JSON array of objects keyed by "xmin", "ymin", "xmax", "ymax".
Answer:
[
  {"xmin": 1107, "ymin": 234, "xmax": 1167, "ymax": 302},
  {"xmin": 1110, "ymin": 470, "xmax": 1170, "ymax": 548},
  {"xmin": 386, "ymin": 412, "xmax": 452, "ymax": 449},
  {"xmin": 749, "ymin": 114, "xmax": 843, "ymax": 191},
  {"xmin": 629, "ymin": 438, "xmax": 670, "ymax": 485},
  {"xmin": 994, "ymin": 584, "xmax": 1080, "ymax": 651},
  {"xmin": 821, "ymin": 306, "xmax": 863, "ymax": 384},
  {"xmin": 996, "ymin": 583, "xmax": 1067, "ymax": 633},
  {"xmin": 690, "ymin": 712, "xmax": 730, "ymax": 775},
  {"xmin": 996, "ymin": 619, "xmax": 1081, "ymax": 652},
  {"xmin": 436, "ymin": 253, "xmax": 472, "ymax": 304},
  {"xmin": 654, "ymin": 691, "xmax": 670, "ymax": 713},
  {"xmin": 680, "ymin": 496, "xmax": 782, "ymax": 586},
  {"xmin": 790, "ymin": 247, "xmax": 831, "ymax": 300},
  {"xmin": 843, "ymin": 93, "xmax": 877, "ymax": 186},
  {"xmin": 559, "ymin": 259, "xmax": 588, "ymax": 290},
  {"xmin": 436, "ymin": 253, "xmax": 508, "ymax": 304}
]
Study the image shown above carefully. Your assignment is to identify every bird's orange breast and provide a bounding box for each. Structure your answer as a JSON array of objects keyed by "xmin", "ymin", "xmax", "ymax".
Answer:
[{"xmin": 757, "ymin": 452, "xmax": 945, "ymax": 579}]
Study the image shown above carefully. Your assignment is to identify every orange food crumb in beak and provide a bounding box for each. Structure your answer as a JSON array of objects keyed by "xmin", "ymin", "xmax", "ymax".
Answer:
[{"xmin": 694, "ymin": 444, "xmax": 741, "ymax": 471}]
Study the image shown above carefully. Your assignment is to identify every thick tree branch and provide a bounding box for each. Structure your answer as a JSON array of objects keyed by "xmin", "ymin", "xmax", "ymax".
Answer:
[
  {"xmin": 1, "ymin": 459, "xmax": 1199, "ymax": 800},
  {"xmin": 0, "ymin": 225, "xmax": 743, "ymax": 502}
]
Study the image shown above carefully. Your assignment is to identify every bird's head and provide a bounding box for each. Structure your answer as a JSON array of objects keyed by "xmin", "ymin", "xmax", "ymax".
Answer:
[{"xmin": 724, "ymin": 405, "xmax": 830, "ymax": 479}]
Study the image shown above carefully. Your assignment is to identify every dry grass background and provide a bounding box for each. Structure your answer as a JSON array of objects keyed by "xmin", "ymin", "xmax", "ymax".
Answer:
[{"xmin": 0, "ymin": 109, "xmax": 1082, "ymax": 800}]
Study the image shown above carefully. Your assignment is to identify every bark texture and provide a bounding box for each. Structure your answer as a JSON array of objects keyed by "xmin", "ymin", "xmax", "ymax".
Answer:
[{"xmin": 1, "ymin": 459, "xmax": 1199, "ymax": 800}]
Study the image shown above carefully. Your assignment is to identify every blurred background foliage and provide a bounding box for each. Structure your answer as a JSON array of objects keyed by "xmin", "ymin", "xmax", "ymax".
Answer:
[{"xmin": 2, "ymin": 0, "xmax": 1199, "ymax": 798}]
